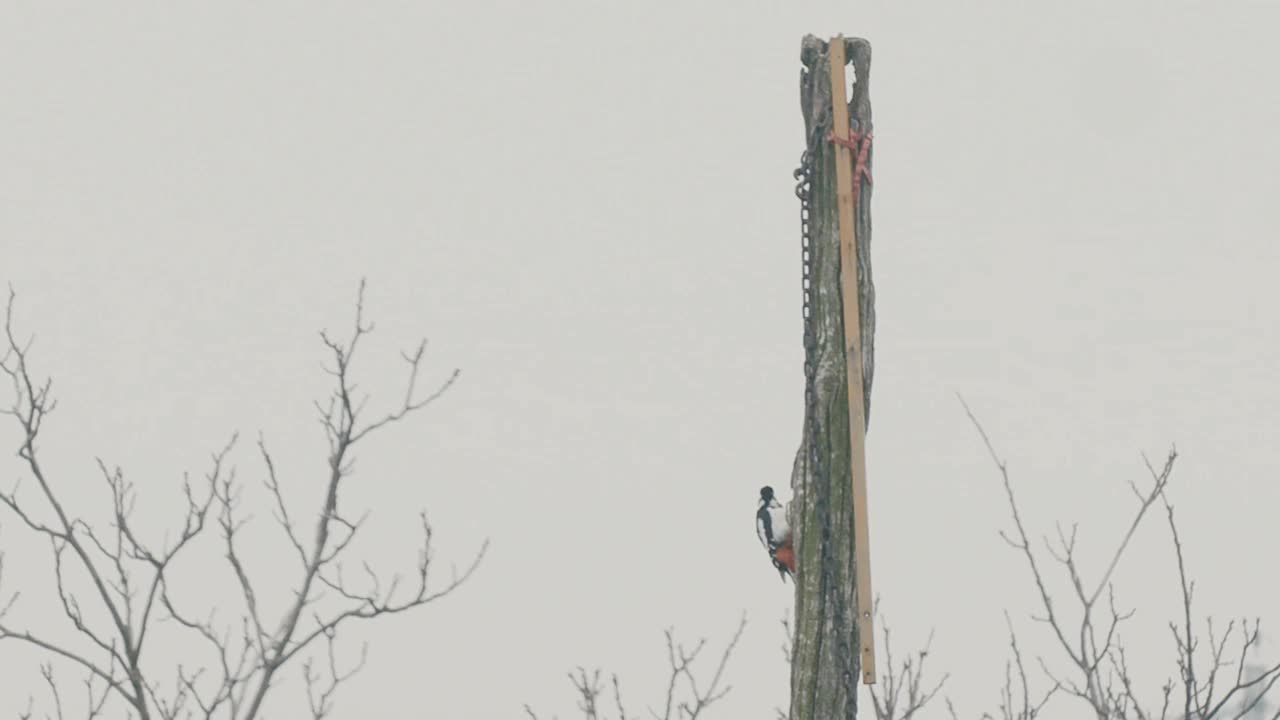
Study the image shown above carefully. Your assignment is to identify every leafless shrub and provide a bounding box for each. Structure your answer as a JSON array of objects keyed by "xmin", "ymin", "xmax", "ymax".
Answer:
[
  {"xmin": 868, "ymin": 599, "xmax": 949, "ymax": 720},
  {"xmin": 525, "ymin": 615, "xmax": 748, "ymax": 720}
]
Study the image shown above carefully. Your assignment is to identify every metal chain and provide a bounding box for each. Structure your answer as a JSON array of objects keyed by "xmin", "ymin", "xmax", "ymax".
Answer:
[{"xmin": 794, "ymin": 102, "xmax": 857, "ymax": 720}]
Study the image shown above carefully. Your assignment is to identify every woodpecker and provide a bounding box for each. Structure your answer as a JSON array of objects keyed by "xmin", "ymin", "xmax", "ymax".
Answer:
[{"xmin": 756, "ymin": 486, "xmax": 796, "ymax": 582}]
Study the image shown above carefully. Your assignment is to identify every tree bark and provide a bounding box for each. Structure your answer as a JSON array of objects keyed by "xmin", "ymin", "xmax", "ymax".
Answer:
[{"xmin": 789, "ymin": 34, "xmax": 874, "ymax": 720}]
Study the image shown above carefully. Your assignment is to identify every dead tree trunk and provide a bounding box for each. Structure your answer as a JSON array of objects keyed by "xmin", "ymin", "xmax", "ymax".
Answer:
[{"xmin": 789, "ymin": 34, "xmax": 875, "ymax": 720}]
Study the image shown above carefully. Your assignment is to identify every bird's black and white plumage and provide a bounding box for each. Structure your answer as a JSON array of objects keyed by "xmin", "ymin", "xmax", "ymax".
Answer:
[{"xmin": 756, "ymin": 486, "xmax": 795, "ymax": 581}]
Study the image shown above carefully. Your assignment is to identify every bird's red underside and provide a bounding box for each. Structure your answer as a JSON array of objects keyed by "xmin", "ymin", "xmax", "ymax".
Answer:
[{"xmin": 774, "ymin": 540, "xmax": 796, "ymax": 574}]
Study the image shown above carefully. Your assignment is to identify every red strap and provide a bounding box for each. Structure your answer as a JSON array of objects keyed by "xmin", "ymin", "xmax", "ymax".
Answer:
[{"xmin": 828, "ymin": 130, "xmax": 873, "ymax": 186}]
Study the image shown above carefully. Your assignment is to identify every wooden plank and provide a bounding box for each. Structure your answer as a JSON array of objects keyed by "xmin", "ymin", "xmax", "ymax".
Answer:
[{"xmin": 827, "ymin": 35, "xmax": 877, "ymax": 686}]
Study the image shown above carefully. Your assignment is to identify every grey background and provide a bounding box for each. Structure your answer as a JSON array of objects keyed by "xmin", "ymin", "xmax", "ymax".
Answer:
[{"xmin": 2, "ymin": 1, "xmax": 1277, "ymax": 718}]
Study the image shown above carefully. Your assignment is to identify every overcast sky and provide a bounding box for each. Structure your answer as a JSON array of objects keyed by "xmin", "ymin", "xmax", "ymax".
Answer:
[{"xmin": 2, "ymin": 2, "xmax": 1279, "ymax": 718}]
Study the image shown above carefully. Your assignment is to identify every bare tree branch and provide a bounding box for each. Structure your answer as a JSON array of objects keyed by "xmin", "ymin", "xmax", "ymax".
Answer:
[
  {"xmin": 0, "ymin": 283, "xmax": 481, "ymax": 719},
  {"xmin": 960, "ymin": 395, "xmax": 1280, "ymax": 720}
]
